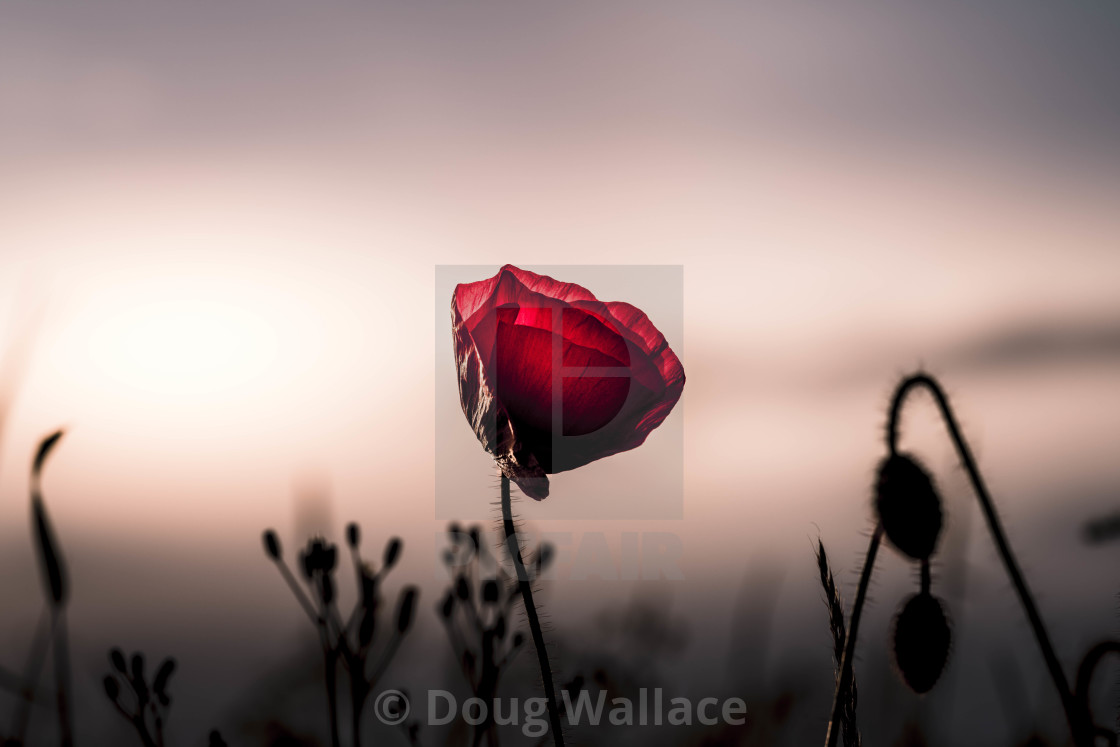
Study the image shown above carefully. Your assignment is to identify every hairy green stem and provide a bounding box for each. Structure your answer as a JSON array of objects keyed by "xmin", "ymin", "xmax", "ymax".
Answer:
[{"xmin": 500, "ymin": 474, "xmax": 564, "ymax": 747}]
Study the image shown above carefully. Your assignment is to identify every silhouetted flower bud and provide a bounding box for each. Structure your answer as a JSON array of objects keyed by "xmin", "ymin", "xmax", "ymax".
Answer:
[
  {"xmin": 110, "ymin": 648, "xmax": 127, "ymax": 674},
  {"xmin": 512, "ymin": 633, "xmax": 524, "ymax": 648},
  {"xmin": 153, "ymin": 658, "xmax": 176, "ymax": 706},
  {"xmin": 103, "ymin": 676, "xmax": 120, "ymax": 702},
  {"xmin": 455, "ymin": 575, "xmax": 471, "ymax": 601},
  {"xmin": 468, "ymin": 526, "xmax": 481, "ymax": 551},
  {"xmin": 875, "ymin": 453, "xmax": 943, "ymax": 560},
  {"xmin": 346, "ymin": 522, "xmax": 360, "ymax": 549},
  {"xmin": 447, "ymin": 522, "xmax": 462, "ymax": 542},
  {"xmin": 482, "ymin": 579, "xmax": 499, "ymax": 604},
  {"xmin": 383, "ymin": 537, "xmax": 402, "ymax": 570},
  {"xmin": 396, "ymin": 587, "xmax": 418, "ymax": 633},
  {"xmin": 891, "ymin": 592, "xmax": 952, "ymax": 693},
  {"xmin": 262, "ymin": 530, "xmax": 281, "ymax": 560},
  {"xmin": 440, "ymin": 591, "xmax": 455, "ymax": 619}
]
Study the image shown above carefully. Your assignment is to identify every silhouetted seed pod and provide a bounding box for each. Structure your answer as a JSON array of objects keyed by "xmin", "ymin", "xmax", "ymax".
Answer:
[
  {"xmin": 262, "ymin": 530, "xmax": 281, "ymax": 560},
  {"xmin": 131, "ymin": 653, "xmax": 148, "ymax": 702},
  {"xmin": 512, "ymin": 632, "xmax": 525, "ymax": 648},
  {"xmin": 447, "ymin": 522, "xmax": 462, "ymax": 542},
  {"xmin": 891, "ymin": 592, "xmax": 951, "ymax": 693},
  {"xmin": 110, "ymin": 648, "xmax": 127, "ymax": 674},
  {"xmin": 875, "ymin": 453, "xmax": 943, "ymax": 561},
  {"xmin": 384, "ymin": 537, "xmax": 402, "ymax": 570},
  {"xmin": 455, "ymin": 575, "xmax": 471, "ymax": 601},
  {"xmin": 323, "ymin": 544, "xmax": 338, "ymax": 573},
  {"xmin": 103, "ymin": 676, "xmax": 120, "ymax": 702},
  {"xmin": 397, "ymin": 587, "xmax": 418, "ymax": 633},
  {"xmin": 440, "ymin": 591, "xmax": 455, "ymax": 619},
  {"xmin": 153, "ymin": 658, "xmax": 176, "ymax": 706},
  {"xmin": 346, "ymin": 522, "xmax": 360, "ymax": 549},
  {"xmin": 482, "ymin": 579, "xmax": 500, "ymax": 604}
]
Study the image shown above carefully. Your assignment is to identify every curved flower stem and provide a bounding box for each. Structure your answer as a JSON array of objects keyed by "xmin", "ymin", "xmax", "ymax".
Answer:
[
  {"xmin": 887, "ymin": 373, "xmax": 1086, "ymax": 745},
  {"xmin": 500, "ymin": 474, "xmax": 565, "ymax": 747},
  {"xmin": 824, "ymin": 524, "xmax": 882, "ymax": 747}
]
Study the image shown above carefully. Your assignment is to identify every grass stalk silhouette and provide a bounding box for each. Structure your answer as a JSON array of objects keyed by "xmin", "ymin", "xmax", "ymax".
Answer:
[
  {"xmin": 29, "ymin": 429, "xmax": 74, "ymax": 747},
  {"xmin": 499, "ymin": 474, "xmax": 565, "ymax": 747},
  {"xmin": 816, "ymin": 539, "xmax": 861, "ymax": 747}
]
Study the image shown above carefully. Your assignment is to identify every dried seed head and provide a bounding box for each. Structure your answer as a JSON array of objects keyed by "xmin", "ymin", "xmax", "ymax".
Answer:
[
  {"xmin": 891, "ymin": 592, "xmax": 951, "ymax": 693},
  {"xmin": 875, "ymin": 453, "xmax": 943, "ymax": 561},
  {"xmin": 346, "ymin": 523, "xmax": 360, "ymax": 549},
  {"xmin": 383, "ymin": 537, "xmax": 402, "ymax": 570},
  {"xmin": 262, "ymin": 530, "xmax": 281, "ymax": 560}
]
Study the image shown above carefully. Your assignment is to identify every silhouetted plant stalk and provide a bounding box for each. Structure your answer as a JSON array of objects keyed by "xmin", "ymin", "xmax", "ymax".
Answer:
[
  {"xmin": 263, "ymin": 523, "xmax": 419, "ymax": 747},
  {"xmin": 499, "ymin": 474, "xmax": 565, "ymax": 747},
  {"xmin": 824, "ymin": 373, "xmax": 1120, "ymax": 747},
  {"xmin": 815, "ymin": 539, "xmax": 861, "ymax": 747},
  {"xmin": 102, "ymin": 649, "xmax": 176, "ymax": 747},
  {"xmin": 438, "ymin": 522, "xmax": 550, "ymax": 746},
  {"xmin": 23, "ymin": 430, "xmax": 74, "ymax": 747}
]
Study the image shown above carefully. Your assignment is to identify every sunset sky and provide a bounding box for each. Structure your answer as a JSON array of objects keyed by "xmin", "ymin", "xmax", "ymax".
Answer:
[{"xmin": 1, "ymin": 2, "xmax": 1118, "ymax": 744}]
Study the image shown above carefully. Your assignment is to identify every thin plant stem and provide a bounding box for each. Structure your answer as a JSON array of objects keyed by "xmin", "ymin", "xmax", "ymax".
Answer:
[
  {"xmin": 500, "ymin": 474, "xmax": 565, "ymax": 747},
  {"xmin": 824, "ymin": 525, "xmax": 882, "ymax": 747},
  {"xmin": 887, "ymin": 373, "xmax": 1085, "ymax": 743},
  {"xmin": 53, "ymin": 609, "xmax": 74, "ymax": 747},
  {"xmin": 11, "ymin": 606, "xmax": 51, "ymax": 739}
]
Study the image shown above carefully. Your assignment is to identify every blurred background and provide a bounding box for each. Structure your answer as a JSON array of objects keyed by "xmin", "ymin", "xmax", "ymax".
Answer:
[{"xmin": 1, "ymin": 1, "xmax": 1118, "ymax": 745}]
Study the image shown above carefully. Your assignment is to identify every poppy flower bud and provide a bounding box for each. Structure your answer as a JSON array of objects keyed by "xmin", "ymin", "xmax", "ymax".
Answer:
[
  {"xmin": 346, "ymin": 523, "xmax": 360, "ymax": 549},
  {"xmin": 482, "ymin": 579, "xmax": 500, "ymax": 603},
  {"xmin": 891, "ymin": 592, "xmax": 952, "ymax": 693},
  {"xmin": 875, "ymin": 453, "xmax": 943, "ymax": 560},
  {"xmin": 103, "ymin": 675, "xmax": 120, "ymax": 702},
  {"xmin": 397, "ymin": 587, "xmax": 418, "ymax": 633},
  {"xmin": 383, "ymin": 537, "xmax": 402, "ymax": 570},
  {"xmin": 262, "ymin": 530, "xmax": 281, "ymax": 560}
]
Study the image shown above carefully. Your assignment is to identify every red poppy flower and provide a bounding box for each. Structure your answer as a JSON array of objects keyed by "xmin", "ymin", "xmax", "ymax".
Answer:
[{"xmin": 452, "ymin": 265, "xmax": 685, "ymax": 499}]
